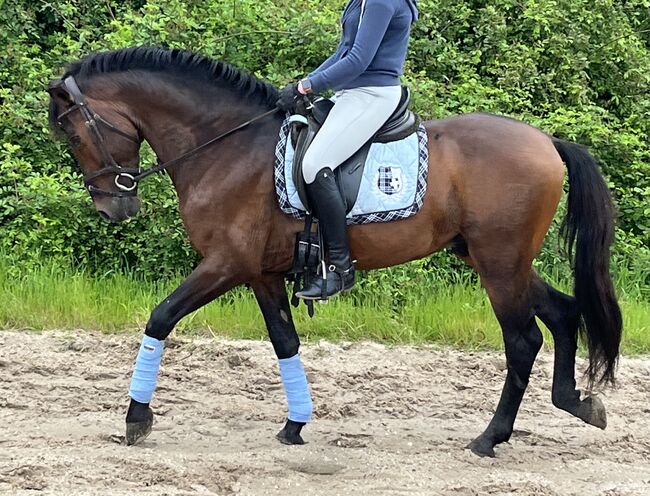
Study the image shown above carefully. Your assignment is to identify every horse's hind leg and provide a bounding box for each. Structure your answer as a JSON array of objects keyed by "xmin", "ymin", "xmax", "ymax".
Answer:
[
  {"xmin": 252, "ymin": 274, "xmax": 312, "ymax": 445},
  {"xmin": 467, "ymin": 267, "xmax": 543, "ymax": 457},
  {"xmin": 530, "ymin": 274, "xmax": 607, "ymax": 428}
]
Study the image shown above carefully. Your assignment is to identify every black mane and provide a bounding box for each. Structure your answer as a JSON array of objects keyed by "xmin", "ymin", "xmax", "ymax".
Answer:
[{"xmin": 62, "ymin": 46, "xmax": 280, "ymax": 107}]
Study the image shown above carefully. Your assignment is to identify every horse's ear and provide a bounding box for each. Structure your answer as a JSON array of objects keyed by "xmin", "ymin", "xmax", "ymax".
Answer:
[{"xmin": 47, "ymin": 79, "xmax": 72, "ymax": 103}]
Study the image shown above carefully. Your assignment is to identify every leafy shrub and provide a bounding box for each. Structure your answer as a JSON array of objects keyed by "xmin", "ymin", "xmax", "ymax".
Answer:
[{"xmin": 1, "ymin": 0, "xmax": 648, "ymax": 294}]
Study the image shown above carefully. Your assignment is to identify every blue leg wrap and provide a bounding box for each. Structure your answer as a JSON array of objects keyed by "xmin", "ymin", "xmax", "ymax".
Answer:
[
  {"xmin": 128, "ymin": 335, "xmax": 164, "ymax": 404},
  {"xmin": 278, "ymin": 354, "xmax": 313, "ymax": 423}
]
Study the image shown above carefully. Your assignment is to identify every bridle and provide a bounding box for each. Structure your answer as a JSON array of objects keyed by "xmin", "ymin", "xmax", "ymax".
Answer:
[
  {"xmin": 54, "ymin": 75, "xmax": 280, "ymax": 198},
  {"xmin": 56, "ymin": 76, "xmax": 142, "ymax": 197}
]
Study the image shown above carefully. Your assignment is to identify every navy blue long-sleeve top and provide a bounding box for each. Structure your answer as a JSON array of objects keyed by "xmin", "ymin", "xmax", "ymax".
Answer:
[{"xmin": 308, "ymin": 0, "xmax": 418, "ymax": 93}]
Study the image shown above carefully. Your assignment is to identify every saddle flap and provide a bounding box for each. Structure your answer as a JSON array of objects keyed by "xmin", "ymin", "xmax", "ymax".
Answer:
[
  {"xmin": 291, "ymin": 119, "xmax": 319, "ymax": 211},
  {"xmin": 336, "ymin": 141, "xmax": 372, "ymax": 212}
]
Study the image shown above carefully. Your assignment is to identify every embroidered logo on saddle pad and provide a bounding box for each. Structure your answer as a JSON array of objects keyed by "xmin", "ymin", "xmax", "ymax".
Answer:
[
  {"xmin": 377, "ymin": 166, "xmax": 404, "ymax": 195},
  {"xmin": 274, "ymin": 117, "xmax": 429, "ymax": 225}
]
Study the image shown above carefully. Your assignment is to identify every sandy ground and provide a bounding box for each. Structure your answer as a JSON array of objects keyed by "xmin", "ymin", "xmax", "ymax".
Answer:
[{"xmin": 1, "ymin": 330, "xmax": 649, "ymax": 496}]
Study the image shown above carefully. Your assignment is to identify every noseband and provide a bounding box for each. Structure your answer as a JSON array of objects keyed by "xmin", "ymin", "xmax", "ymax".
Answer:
[{"xmin": 55, "ymin": 76, "xmax": 280, "ymax": 198}]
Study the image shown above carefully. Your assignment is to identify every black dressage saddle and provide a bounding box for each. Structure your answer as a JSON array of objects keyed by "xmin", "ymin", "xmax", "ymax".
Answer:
[{"xmin": 290, "ymin": 86, "xmax": 418, "ymax": 213}]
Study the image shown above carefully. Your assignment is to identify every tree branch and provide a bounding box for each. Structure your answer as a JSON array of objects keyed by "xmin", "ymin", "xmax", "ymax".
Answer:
[{"xmin": 214, "ymin": 30, "xmax": 295, "ymax": 44}]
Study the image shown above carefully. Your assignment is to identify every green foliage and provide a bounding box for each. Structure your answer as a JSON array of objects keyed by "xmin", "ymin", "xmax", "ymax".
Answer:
[{"xmin": 1, "ymin": 0, "xmax": 649, "ymax": 295}]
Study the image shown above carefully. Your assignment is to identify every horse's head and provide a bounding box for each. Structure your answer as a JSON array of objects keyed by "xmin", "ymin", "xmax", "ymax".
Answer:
[{"xmin": 48, "ymin": 77, "xmax": 142, "ymax": 222}]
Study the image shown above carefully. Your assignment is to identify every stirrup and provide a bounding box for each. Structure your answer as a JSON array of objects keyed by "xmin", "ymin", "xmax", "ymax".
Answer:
[{"xmin": 295, "ymin": 261, "xmax": 355, "ymax": 301}]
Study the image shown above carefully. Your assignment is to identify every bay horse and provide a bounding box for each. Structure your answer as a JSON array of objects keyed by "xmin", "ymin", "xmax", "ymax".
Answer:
[{"xmin": 47, "ymin": 47, "xmax": 621, "ymax": 457}]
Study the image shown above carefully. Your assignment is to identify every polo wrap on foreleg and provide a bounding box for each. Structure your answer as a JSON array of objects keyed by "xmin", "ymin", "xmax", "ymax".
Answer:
[
  {"xmin": 278, "ymin": 354, "xmax": 313, "ymax": 423},
  {"xmin": 128, "ymin": 335, "xmax": 164, "ymax": 403}
]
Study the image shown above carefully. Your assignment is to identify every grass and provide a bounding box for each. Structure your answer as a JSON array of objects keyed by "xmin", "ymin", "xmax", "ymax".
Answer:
[{"xmin": 1, "ymin": 256, "xmax": 648, "ymax": 354}]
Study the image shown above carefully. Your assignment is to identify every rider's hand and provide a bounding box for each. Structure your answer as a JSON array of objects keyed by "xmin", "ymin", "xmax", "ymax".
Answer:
[{"xmin": 276, "ymin": 83, "xmax": 301, "ymax": 112}]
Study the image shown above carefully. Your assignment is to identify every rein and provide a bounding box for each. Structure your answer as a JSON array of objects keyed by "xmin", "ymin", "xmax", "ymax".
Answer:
[
  {"xmin": 57, "ymin": 75, "xmax": 280, "ymax": 197},
  {"xmin": 134, "ymin": 106, "xmax": 279, "ymax": 183}
]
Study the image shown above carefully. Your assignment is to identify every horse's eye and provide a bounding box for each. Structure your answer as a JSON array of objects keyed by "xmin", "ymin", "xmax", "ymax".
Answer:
[{"xmin": 69, "ymin": 135, "xmax": 81, "ymax": 147}]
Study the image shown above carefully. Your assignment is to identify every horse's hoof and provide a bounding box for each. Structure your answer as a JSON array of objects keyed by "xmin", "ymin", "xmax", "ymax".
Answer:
[
  {"xmin": 581, "ymin": 395, "xmax": 607, "ymax": 430},
  {"xmin": 276, "ymin": 419, "xmax": 306, "ymax": 445},
  {"xmin": 126, "ymin": 419, "xmax": 153, "ymax": 445},
  {"xmin": 466, "ymin": 437, "xmax": 496, "ymax": 458},
  {"xmin": 276, "ymin": 430, "xmax": 305, "ymax": 445},
  {"xmin": 126, "ymin": 409, "xmax": 154, "ymax": 446}
]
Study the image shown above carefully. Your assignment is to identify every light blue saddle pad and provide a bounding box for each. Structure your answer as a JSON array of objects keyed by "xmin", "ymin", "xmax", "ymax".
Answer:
[{"xmin": 274, "ymin": 118, "xmax": 429, "ymax": 225}]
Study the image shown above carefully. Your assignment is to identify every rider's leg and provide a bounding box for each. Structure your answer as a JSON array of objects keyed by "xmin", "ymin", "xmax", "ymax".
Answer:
[
  {"xmin": 297, "ymin": 166, "xmax": 355, "ymax": 300},
  {"xmin": 298, "ymin": 85, "xmax": 401, "ymax": 300}
]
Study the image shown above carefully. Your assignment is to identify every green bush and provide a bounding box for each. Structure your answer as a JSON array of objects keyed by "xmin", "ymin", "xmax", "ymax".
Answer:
[{"xmin": 1, "ymin": 0, "xmax": 648, "ymax": 294}]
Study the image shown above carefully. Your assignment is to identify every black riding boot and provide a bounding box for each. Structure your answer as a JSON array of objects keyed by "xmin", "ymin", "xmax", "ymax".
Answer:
[{"xmin": 296, "ymin": 168, "xmax": 356, "ymax": 300}]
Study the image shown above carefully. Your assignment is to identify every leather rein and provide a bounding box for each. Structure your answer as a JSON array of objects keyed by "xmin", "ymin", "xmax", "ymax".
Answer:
[{"xmin": 55, "ymin": 76, "xmax": 280, "ymax": 198}]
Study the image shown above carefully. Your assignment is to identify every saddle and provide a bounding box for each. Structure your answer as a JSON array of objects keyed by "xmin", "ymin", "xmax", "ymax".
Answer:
[{"xmin": 290, "ymin": 86, "xmax": 418, "ymax": 213}]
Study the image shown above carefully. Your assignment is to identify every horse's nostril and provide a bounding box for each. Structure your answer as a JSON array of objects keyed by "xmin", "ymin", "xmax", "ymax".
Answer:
[{"xmin": 98, "ymin": 210, "xmax": 111, "ymax": 222}]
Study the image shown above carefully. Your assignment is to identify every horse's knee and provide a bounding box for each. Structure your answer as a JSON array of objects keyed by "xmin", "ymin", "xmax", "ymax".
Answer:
[{"xmin": 144, "ymin": 303, "xmax": 175, "ymax": 340}]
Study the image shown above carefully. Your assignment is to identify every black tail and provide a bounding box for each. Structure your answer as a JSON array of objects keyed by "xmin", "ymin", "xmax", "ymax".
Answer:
[{"xmin": 553, "ymin": 138, "xmax": 622, "ymax": 387}]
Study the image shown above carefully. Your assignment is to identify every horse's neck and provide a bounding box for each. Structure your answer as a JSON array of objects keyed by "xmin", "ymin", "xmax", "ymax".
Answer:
[{"xmin": 130, "ymin": 83, "xmax": 276, "ymax": 197}]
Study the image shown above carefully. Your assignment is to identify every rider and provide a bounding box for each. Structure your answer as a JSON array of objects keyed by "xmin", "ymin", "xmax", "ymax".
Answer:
[{"xmin": 277, "ymin": 0, "xmax": 419, "ymax": 300}]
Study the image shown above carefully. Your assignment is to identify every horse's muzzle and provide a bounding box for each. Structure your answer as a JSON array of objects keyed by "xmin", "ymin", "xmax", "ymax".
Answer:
[{"xmin": 96, "ymin": 196, "xmax": 140, "ymax": 223}]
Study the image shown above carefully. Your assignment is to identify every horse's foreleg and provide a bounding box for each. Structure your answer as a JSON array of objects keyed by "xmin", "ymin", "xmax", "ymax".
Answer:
[
  {"xmin": 468, "ymin": 271, "xmax": 543, "ymax": 457},
  {"xmin": 125, "ymin": 258, "xmax": 240, "ymax": 445},
  {"xmin": 531, "ymin": 274, "xmax": 607, "ymax": 428},
  {"xmin": 252, "ymin": 274, "xmax": 312, "ymax": 445}
]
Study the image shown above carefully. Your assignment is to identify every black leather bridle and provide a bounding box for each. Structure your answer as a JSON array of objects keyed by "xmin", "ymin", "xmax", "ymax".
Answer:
[
  {"xmin": 54, "ymin": 75, "xmax": 280, "ymax": 198},
  {"xmin": 56, "ymin": 76, "xmax": 142, "ymax": 197}
]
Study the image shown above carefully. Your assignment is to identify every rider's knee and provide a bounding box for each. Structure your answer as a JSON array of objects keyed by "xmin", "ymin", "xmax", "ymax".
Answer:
[{"xmin": 301, "ymin": 150, "xmax": 324, "ymax": 184}]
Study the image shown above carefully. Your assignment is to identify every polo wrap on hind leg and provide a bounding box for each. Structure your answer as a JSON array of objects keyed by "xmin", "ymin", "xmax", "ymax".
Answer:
[
  {"xmin": 129, "ymin": 335, "xmax": 165, "ymax": 403},
  {"xmin": 278, "ymin": 354, "xmax": 313, "ymax": 422}
]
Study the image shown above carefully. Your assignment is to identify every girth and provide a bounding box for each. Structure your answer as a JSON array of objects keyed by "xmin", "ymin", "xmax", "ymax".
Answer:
[{"xmin": 291, "ymin": 86, "xmax": 418, "ymax": 213}]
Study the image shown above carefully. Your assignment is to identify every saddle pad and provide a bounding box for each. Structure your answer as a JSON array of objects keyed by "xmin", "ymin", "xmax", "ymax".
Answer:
[{"xmin": 274, "ymin": 117, "xmax": 429, "ymax": 224}]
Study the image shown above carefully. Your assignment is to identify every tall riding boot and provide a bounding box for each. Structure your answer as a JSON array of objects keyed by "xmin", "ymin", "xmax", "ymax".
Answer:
[{"xmin": 296, "ymin": 168, "xmax": 356, "ymax": 300}]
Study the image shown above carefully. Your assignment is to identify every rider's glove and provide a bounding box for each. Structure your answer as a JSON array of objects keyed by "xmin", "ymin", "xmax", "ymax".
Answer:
[{"xmin": 276, "ymin": 83, "xmax": 301, "ymax": 113}]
